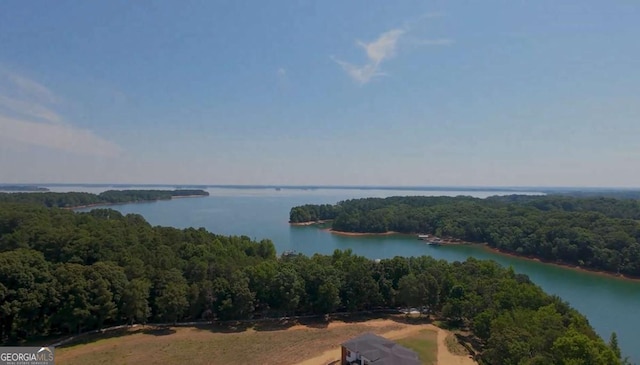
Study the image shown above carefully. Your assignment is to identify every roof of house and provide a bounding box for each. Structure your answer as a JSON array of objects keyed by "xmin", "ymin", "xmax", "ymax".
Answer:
[{"xmin": 341, "ymin": 332, "xmax": 421, "ymax": 365}]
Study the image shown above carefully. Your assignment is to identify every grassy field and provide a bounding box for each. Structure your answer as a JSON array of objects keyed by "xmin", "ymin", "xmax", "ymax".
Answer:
[
  {"xmin": 55, "ymin": 319, "xmax": 407, "ymax": 365},
  {"xmin": 396, "ymin": 329, "xmax": 438, "ymax": 365}
]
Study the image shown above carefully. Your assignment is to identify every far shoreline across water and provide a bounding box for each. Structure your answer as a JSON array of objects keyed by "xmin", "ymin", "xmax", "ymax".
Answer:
[{"xmin": 66, "ymin": 194, "xmax": 208, "ymax": 210}]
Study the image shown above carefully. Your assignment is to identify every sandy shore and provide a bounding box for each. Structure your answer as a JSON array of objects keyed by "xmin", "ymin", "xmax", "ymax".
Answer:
[
  {"xmin": 326, "ymin": 229, "xmax": 406, "ymax": 237},
  {"xmin": 326, "ymin": 229, "xmax": 470, "ymax": 245},
  {"xmin": 289, "ymin": 220, "xmax": 331, "ymax": 226}
]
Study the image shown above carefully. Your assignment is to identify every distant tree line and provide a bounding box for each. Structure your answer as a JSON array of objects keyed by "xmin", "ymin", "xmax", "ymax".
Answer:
[
  {"xmin": 556, "ymin": 190, "xmax": 640, "ymax": 200},
  {"xmin": 488, "ymin": 195, "xmax": 640, "ymax": 219},
  {"xmin": 0, "ymin": 189, "xmax": 209, "ymax": 208},
  {"xmin": 290, "ymin": 195, "xmax": 640, "ymax": 277},
  {"xmin": 0, "ymin": 202, "xmax": 628, "ymax": 364},
  {"xmin": 0, "ymin": 185, "xmax": 49, "ymax": 192}
]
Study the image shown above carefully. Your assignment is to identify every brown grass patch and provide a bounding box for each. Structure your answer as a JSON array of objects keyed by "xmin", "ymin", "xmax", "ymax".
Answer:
[
  {"xmin": 445, "ymin": 333, "xmax": 469, "ymax": 356},
  {"xmin": 55, "ymin": 320, "xmax": 405, "ymax": 365}
]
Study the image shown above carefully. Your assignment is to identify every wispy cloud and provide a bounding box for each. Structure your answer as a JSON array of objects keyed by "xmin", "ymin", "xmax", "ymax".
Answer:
[
  {"xmin": 411, "ymin": 38, "xmax": 454, "ymax": 46},
  {"xmin": 333, "ymin": 29, "xmax": 404, "ymax": 84},
  {"xmin": 357, "ymin": 29, "xmax": 405, "ymax": 65},
  {"xmin": 276, "ymin": 67, "xmax": 292, "ymax": 91},
  {"xmin": 0, "ymin": 95, "xmax": 63, "ymax": 124},
  {"xmin": 333, "ymin": 16, "xmax": 451, "ymax": 84},
  {"xmin": 6, "ymin": 72, "xmax": 57, "ymax": 103},
  {"xmin": 0, "ymin": 70, "xmax": 122, "ymax": 157},
  {"xmin": 0, "ymin": 115, "xmax": 121, "ymax": 157}
]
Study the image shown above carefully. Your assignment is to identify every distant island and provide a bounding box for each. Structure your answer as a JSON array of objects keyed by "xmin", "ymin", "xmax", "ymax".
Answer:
[
  {"xmin": 0, "ymin": 185, "xmax": 49, "ymax": 192},
  {"xmin": 0, "ymin": 189, "xmax": 209, "ymax": 208},
  {"xmin": 290, "ymin": 195, "xmax": 640, "ymax": 278}
]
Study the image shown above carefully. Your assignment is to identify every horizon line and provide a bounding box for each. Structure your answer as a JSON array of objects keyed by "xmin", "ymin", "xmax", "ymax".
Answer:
[{"xmin": 2, "ymin": 183, "xmax": 640, "ymax": 191}]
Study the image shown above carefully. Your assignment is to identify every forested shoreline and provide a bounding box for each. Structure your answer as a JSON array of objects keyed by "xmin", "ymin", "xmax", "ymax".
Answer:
[
  {"xmin": 0, "ymin": 189, "xmax": 209, "ymax": 208},
  {"xmin": 0, "ymin": 185, "xmax": 49, "ymax": 192},
  {"xmin": 290, "ymin": 195, "xmax": 640, "ymax": 277},
  {"xmin": 0, "ymin": 202, "xmax": 629, "ymax": 364}
]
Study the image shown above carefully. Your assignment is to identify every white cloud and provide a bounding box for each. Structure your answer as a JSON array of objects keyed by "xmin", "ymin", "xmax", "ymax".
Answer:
[
  {"xmin": 358, "ymin": 29, "xmax": 405, "ymax": 64},
  {"xmin": 333, "ymin": 15, "xmax": 452, "ymax": 84},
  {"xmin": 332, "ymin": 59, "xmax": 383, "ymax": 84},
  {"xmin": 333, "ymin": 29, "xmax": 404, "ymax": 84},
  {"xmin": 277, "ymin": 68, "xmax": 286, "ymax": 76},
  {"xmin": 0, "ymin": 70, "xmax": 122, "ymax": 157}
]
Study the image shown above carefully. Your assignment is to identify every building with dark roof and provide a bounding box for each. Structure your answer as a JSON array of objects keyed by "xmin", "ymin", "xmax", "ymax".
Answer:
[{"xmin": 340, "ymin": 332, "xmax": 421, "ymax": 365}]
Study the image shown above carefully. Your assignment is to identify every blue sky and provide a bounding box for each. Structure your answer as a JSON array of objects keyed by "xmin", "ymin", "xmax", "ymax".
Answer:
[{"xmin": 1, "ymin": 1, "xmax": 638, "ymax": 186}]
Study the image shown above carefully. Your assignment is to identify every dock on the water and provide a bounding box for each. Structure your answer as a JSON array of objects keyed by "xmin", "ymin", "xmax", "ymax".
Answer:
[{"xmin": 417, "ymin": 234, "xmax": 442, "ymax": 246}]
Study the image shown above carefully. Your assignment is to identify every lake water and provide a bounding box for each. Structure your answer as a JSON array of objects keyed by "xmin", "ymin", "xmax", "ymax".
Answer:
[{"xmin": 74, "ymin": 187, "xmax": 640, "ymax": 362}]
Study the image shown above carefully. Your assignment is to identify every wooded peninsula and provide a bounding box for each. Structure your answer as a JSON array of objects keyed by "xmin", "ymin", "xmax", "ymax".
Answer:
[
  {"xmin": 289, "ymin": 195, "xmax": 640, "ymax": 277},
  {"xmin": 0, "ymin": 201, "xmax": 628, "ymax": 364},
  {"xmin": 0, "ymin": 189, "xmax": 209, "ymax": 208}
]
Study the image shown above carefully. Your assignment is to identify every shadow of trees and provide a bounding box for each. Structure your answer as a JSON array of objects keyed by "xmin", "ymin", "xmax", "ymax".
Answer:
[{"xmin": 50, "ymin": 311, "xmax": 441, "ymax": 348}]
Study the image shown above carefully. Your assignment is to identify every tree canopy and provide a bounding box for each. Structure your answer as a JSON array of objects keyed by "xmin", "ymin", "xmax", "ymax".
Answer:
[
  {"xmin": 0, "ymin": 201, "xmax": 627, "ymax": 364},
  {"xmin": 290, "ymin": 195, "xmax": 640, "ymax": 277}
]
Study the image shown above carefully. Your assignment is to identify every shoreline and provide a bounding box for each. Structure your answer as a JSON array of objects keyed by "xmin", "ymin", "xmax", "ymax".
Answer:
[
  {"xmin": 481, "ymin": 245, "xmax": 640, "ymax": 282},
  {"xmin": 289, "ymin": 220, "xmax": 331, "ymax": 226},
  {"xmin": 325, "ymin": 229, "xmax": 470, "ymax": 244},
  {"xmin": 169, "ymin": 194, "xmax": 209, "ymax": 199},
  {"xmin": 297, "ymin": 222, "xmax": 640, "ymax": 282},
  {"xmin": 325, "ymin": 229, "xmax": 406, "ymax": 237},
  {"xmin": 66, "ymin": 195, "xmax": 209, "ymax": 210}
]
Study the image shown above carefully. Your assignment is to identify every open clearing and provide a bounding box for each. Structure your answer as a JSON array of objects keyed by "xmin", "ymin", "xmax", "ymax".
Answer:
[
  {"xmin": 396, "ymin": 329, "xmax": 438, "ymax": 365},
  {"xmin": 56, "ymin": 318, "xmax": 476, "ymax": 365}
]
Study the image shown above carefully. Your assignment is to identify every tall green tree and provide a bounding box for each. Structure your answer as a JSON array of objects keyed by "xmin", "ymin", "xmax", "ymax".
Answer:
[
  {"xmin": 121, "ymin": 279, "xmax": 151, "ymax": 325},
  {"xmin": 398, "ymin": 273, "xmax": 421, "ymax": 310},
  {"xmin": 52, "ymin": 263, "xmax": 91, "ymax": 334},
  {"xmin": 87, "ymin": 278, "xmax": 117, "ymax": 329},
  {"xmin": 271, "ymin": 265, "xmax": 305, "ymax": 316},
  {"xmin": 156, "ymin": 281, "xmax": 188, "ymax": 324}
]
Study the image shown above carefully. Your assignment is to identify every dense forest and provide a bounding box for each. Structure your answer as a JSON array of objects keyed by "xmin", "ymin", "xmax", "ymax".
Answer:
[
  {"xmin": 0, "ymin": 202, "xmax": 628, "ymax": 364},
  {"xmin": 290, "ymin": 195, "xmax": 640, "ymax": 277},
  {"xmin": 555, "ymin": 190, "xmax": 640, "ymax": 200},
  {"xmin": 0, "ymin": 189, "xmax": 209, "ymax": 208}
]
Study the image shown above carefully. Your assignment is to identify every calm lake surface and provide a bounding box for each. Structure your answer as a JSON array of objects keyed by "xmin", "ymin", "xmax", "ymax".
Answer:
[{"xmin": 74, "ymin": 187, "xmax": 640, "ymax": 362}]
